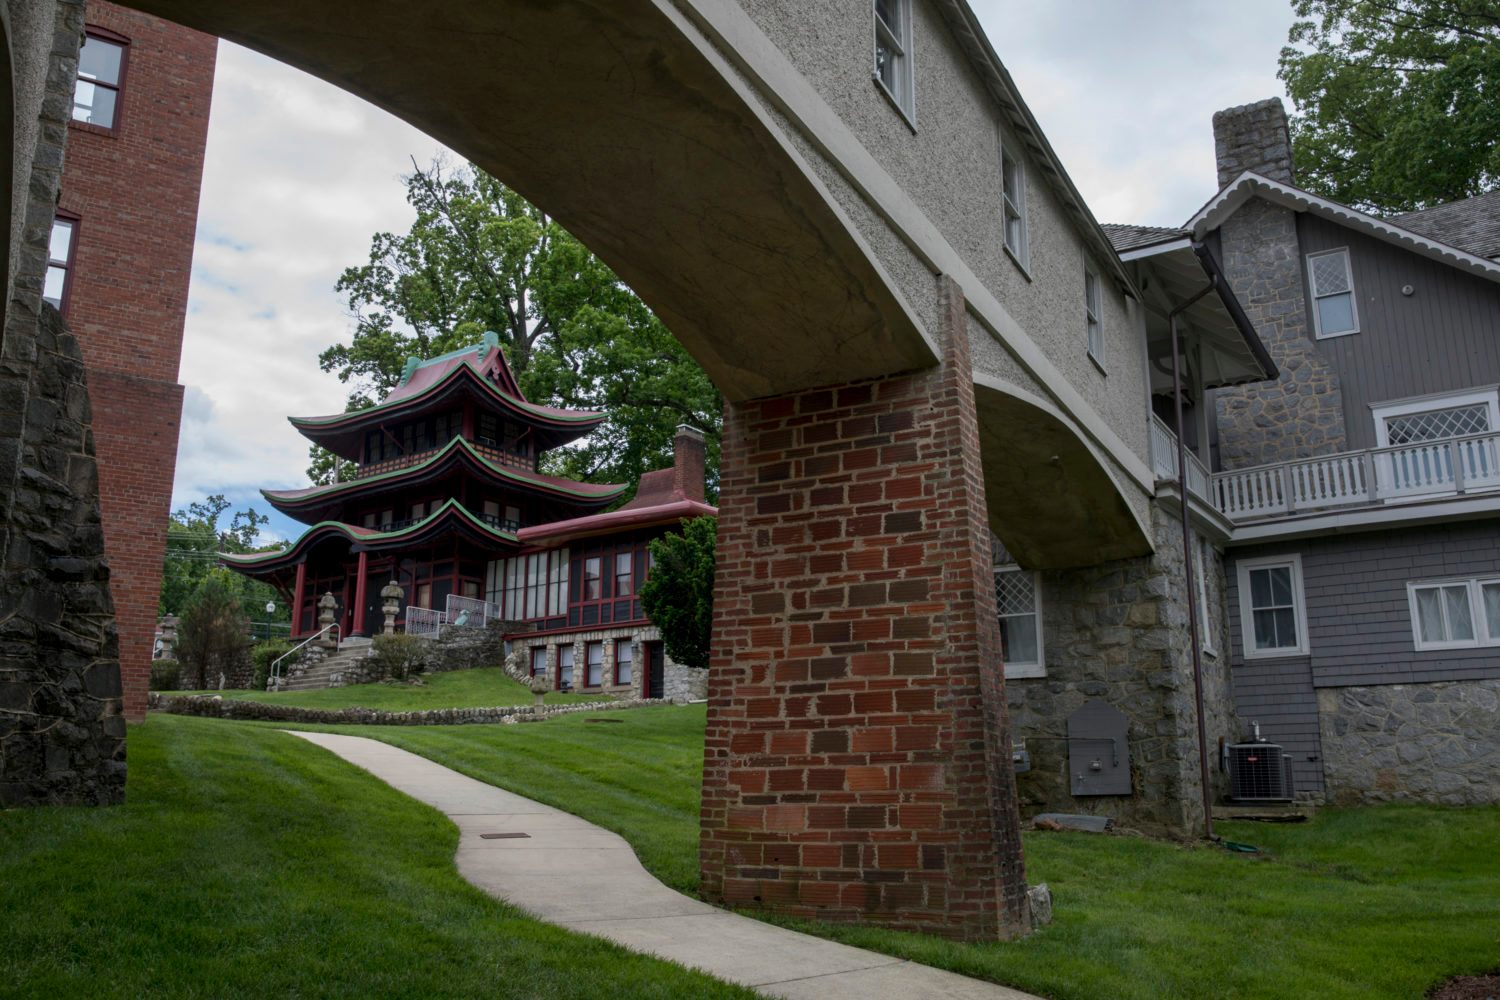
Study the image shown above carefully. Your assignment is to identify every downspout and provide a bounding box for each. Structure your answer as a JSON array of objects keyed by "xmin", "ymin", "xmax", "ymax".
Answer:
[{"xmin": 1167, "ymin": 273, "xmax": 1217, "ymax": 842}]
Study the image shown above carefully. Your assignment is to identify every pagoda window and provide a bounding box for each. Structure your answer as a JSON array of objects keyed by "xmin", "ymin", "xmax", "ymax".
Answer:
[
  {"xmin": 477, "ymin": 413, "xmax": 499, "ymax": 447},
  {"xmin": 380, "ymin": 508, "xmax": 394, "ymax": 529},
  {"xmin": 432, "ymin": 412, "xmax": 459, "ymax": 444},
  {"xmin": 487, "ymin": 548, "xmax": 568, "ymax": 620},
  {"xmin": 362, "ymin": 512, "xmax": 377, "ymax": 529},
  {"xmin": 615, "ymin": 552, "xmax": 633, "ymax": 597},
  {"xmin": 584, "ymin": 557, "xmax": 603, "ymax": 600},
  {"xmin": 409, "ymin": 501, "xmax": 426, "ymax": 521}
]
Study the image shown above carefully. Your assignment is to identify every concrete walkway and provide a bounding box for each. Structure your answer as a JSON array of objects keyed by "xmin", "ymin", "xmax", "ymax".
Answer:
[{"xmin": 287, "ymin": 730, "xmax": 1039, "ymax": 1000}]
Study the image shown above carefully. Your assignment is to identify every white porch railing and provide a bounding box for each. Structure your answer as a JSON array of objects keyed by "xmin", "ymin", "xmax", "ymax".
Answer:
[
  {"xmin": 1149, "ymin": 414, "xmax": 1212, "ymax": 501},
  {"xmin": 405, "ymin": 606, "xmax": 445, "ymax": 639},
  {"xmin": 1209, "ymin": 430, "xmax": 1500, "ymax": 522},
  {"xmin": 404, "ymin": 596, "xmax": 502, "ymax": 640}
]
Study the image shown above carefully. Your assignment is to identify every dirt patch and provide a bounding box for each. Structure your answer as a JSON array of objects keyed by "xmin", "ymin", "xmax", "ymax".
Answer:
[{"xmin": 1429, "ymin": 971, "xmax": 1500, "ymax": 1000}]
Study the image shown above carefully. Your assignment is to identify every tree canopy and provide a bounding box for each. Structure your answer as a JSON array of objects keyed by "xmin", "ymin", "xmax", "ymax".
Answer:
[
  {"xmin": 639, "ymin": 517, "xmax": 717, "ymax": 671},
  {"xmin": 314, "ymin": 160, "xmax": 721, "ymax": 498},
  {"xmin": 1279, "ymin": 0, "xmax": 1500, "ymax": 213},
  {"xmin": 161, "ymin": 495, "xmax": 287, "ymax": 630}
]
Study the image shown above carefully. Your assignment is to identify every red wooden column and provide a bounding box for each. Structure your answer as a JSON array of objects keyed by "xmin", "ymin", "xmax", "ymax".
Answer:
[
  {"xmin": 700, "ymin": 277, "xmax": 1028, "ymax": 941},
  {"xmin": 351, "ymin": 551, "xmax": 369, "ymax": 637},
  {"xmin": 291, "ymin": 562, "xmax": 307, "ymax": 639}
]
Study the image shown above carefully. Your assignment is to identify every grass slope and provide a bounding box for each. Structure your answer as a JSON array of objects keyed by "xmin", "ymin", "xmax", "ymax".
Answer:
[
  {"xmin": 180, "ymin": 667, "xmax": 604, "ymax": 711},
  {"xmin": 0, "ymin": 714, "xmax": 752, "ymax": 1000},
  {"xmin": 326, "ymin": 705, "xmax": 1500, "ymax": 1000}
]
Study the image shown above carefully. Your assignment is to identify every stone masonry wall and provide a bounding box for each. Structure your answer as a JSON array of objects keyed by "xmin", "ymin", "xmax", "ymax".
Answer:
[
  {"xmin": 1317, "ymin": 680, "xmax": 1500, "ymax": 806},
  {"xmin": 1210, "ymin": 100, "xmax": 1348, "ymax": 471},
  {"xmin": 516, "ymin": 625, "xmax": 707, "ymax": 703},
  {"xmin": 1007, "ymin": 506, "xmax": 1236, "ymax": 835}
]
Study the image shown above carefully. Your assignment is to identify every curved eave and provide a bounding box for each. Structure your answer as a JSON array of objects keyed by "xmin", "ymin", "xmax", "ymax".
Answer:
[
  {"xmin": 516, "ymin": 499, "xmax": 718, "ymax": 548},
  {"xmin": 262, "ymin": 436, "xmax": 626, "ymax": 519},
  {"xmin": 289, "ymin": 361, "xmax": 605, "ymax": 448},
  {"xmin": 220, "ymin": 501, "xmax": 519, "ymax": 576}
]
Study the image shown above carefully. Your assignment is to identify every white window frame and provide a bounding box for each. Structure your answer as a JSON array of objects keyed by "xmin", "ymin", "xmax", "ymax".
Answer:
[
  {"xmin": 994, "ymin": 564, "xmax": 1044, "ymax": 679},
  {"xmin": 1306, "ymin": 247, "xmax": 1359, "ymax": 339},
  {"xmin": 1000, "ymin": 140, "xmax": 1029, "ymax": 273},
  {"xmin": 1194, "ymin": 535, "xmax": 1216, "ymax": 656},
  {"xmin": 871, "ymin": 0, "xmax": 915, "ymax": 126},
  {"xmin": 1084, "ymin": 264, "xmax": 1104, "ymax": 370},
  {"xmin": 1236, "ymin": 554, "xmax": 1310, "ymax": 659},
  {"xmin": 1371, "ymin": 388, "xmax": 1500, "ymax": 448},
  {"xmin": 1406, "ymin": 576, "xmax": 1500, "ymax": 651}
]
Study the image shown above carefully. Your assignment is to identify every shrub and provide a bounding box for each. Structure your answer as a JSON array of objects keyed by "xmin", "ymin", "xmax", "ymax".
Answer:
[
  {"xmin": 251, "ymin": 639, "xmax": 295, "ymax": 691},
  {"xmin": 639, "ymin": 516, "xmax": 715, "ymax": 670},
  {"xmin": 370, "ymin": 633, "xmax": 428, "ymax": 681},
  {"xmin": 149, "ymin": 659, "xmax": 182, "ymax": 692},
  {"xmin": 176, "ymin": 570, "xmax": 252, "ymax": 690}
]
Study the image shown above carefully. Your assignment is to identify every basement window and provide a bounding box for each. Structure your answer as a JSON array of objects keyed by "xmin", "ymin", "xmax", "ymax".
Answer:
[
  {"xmin": 873, "ymin": 0, "xmax": 915, "ymax": 124},
  {"xmin": 995, "ymin": 566, "xmax": 1044, "ymax": 678},
  {"xmin": 73, "ymin": 29, "xmax": 128, "ymax": 131}
]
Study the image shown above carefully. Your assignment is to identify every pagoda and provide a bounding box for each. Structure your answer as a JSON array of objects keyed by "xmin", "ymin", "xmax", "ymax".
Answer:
[{"xmin": 222, "ymin": 332, "xmax": 624, "ymax": 638}]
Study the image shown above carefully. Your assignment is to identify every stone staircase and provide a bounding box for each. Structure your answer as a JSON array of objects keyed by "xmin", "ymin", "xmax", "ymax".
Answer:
[{"xmin": 278, "ymin": 643, "xmax": 375, "ymax": 692}]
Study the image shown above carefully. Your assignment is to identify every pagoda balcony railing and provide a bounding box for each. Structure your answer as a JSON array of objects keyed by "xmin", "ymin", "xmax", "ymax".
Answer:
[
  {"xmin": 354, "ymin": 436, "xmax": 534, "ymax": 480},
  {"xmin": 367, "ymin": 513, "xmax": 521, "ymax": 533},
  {"xmin": 1149, "ymin": 414, "xmax": 1500, "ymax": 524}
]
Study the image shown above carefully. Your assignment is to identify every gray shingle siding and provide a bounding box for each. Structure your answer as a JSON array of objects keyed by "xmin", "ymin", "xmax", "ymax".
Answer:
[{"xmin": 1229, "ymin": 658, "xmax": 1324, "ymax": 796}]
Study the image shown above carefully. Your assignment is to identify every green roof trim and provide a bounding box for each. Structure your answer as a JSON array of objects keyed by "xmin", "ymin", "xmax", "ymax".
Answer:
[
  {"xmin": 262, "ymin": 435, "xmax": 626, "ymax": 508},
  {"xmin": 289, "ymin": 358, "xmax": 603, "ymax": 429},
  {"xmin": 220, "ymin": 499, "xmax": 519, "ymax": 567}
]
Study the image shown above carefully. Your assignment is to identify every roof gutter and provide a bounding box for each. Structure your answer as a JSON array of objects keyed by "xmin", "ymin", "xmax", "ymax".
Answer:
[{"xmin": 1190, "ymin": 241, "xmax": 1278, "ymax": 381}]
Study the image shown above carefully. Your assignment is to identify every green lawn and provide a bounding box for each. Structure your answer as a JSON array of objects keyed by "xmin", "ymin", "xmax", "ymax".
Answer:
[
  {"xmin": 178, "ymin": 667, "xmax": 605, "ymax": 711},
  {"xmin": 315, "ymin": 706, "xmax": 1500, "ymax": 1000},
  {"xmin": 0, "ymin": 714, "xmax": 753, "ymax": 1000}
]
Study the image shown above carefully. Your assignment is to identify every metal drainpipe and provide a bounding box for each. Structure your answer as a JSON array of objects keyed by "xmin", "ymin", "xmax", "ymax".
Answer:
[{"xmin": 1168, "ymin": 278, "xmax": 1218, "ymax": 841}]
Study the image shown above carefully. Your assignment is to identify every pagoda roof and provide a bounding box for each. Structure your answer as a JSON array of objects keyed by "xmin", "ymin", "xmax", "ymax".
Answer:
[
  {"xmin": 262, "ymin": 435, "xmax": 626, "ymax": 524},
  {"xmin": 516, "ymin": 464, "xmax": 717, "ymax": 547},
  {"xmin": 220, "ymin": 499, "xmax": 520, "ymax": 578},
  {"xmin": 291, "ymin": 332, "xmax": 605, "ymax": 459}
]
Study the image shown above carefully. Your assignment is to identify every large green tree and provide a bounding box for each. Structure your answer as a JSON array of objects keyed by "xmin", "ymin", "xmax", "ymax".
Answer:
[
  {"xmin": 314, "ymin": 159, "xmax": 721, "ymax": 498},
  {"xmin": 639, "ymin": 517, "xmax": 716, "ymax": 672},
  {"xmin": 161, "ymin": 495, "xmax": 288, "ymax": 634},
  {"xmin": 1279, "ymin": 0, "xmax": 1500, "ymax": 212}
]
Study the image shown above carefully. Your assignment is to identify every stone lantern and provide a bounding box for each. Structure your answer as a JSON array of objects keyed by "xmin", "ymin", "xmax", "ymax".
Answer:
[
  {"xmin": 156, "ymin": 615, "xmax": 179, "ymax": 661},
  {"xmin": 380, "ymin": 580, "xmax": 404, "ymax": 635},
  {"xmin": 317, "ymin": 591, "xmax": 339, "ymax": 646}
]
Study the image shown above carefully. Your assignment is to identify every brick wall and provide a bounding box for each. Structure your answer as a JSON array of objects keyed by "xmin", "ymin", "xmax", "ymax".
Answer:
[
  {"xmin": 700, "ymin": 278, "xmax": 1028, "ymax": 941},
  {"xmin": 58, "ymin": 3, "xmax": 215, "ymax": 719}
]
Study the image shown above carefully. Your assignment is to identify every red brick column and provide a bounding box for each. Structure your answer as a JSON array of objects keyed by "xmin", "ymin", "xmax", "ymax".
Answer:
[{"xmin": 700, "ymin": 278, "xmax": 1028, "ymax": 940}]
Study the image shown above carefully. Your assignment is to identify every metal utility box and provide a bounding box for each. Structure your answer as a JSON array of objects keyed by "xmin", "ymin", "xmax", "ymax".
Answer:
[{"xmin": 1067, "ymin": 700, "xmax": 1131, "ymax": 796}]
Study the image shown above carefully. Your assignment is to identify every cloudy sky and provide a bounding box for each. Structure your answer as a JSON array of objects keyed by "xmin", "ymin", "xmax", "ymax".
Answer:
[{"xmin": 173, "ymin": 1, "xmax": 1295, "ymax": 543}]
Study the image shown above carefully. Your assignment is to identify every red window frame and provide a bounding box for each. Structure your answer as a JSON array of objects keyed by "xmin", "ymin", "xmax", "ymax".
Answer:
[
  {"xmin": 613, "ymin": 640, "xmax": 633, "ymax": 686},
  {"xmin": 585, "ymin": 640, "xmax": 604, "ymax": 687},
  {"xmin": 556, "ymin": 644, "xmax": 574, "ymax": 691},
  {"xmin": 530, "ymin": 646, "xmax": 547, "ymax": 679},
  {"xmin": 614, "ymin": 551, "xmax": 633, "ymax": 597},
  {"xmin": 72, "ymin": 26, "xmax": 131, "ymax": 135},
  {"xmin": 45, "ymin": 212, "xmax": 81, "ymax": 317}
]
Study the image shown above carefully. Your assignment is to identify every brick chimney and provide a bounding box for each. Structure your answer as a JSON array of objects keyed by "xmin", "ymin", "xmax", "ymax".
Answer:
[
  {"xmin": 672, "ymin": 424, "xmax": 706, "ymax": 502},
  {"xmin": 1212, "ymin": 98, "xmax": 1294, "ymax": 188}
]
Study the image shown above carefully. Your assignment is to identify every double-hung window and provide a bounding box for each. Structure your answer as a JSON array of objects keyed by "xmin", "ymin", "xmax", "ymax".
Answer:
[
  {"xmin": 994, "ymin": 566, "xmax": 1044, "ymax": 678},
  {"xmin": 1408, "ymin": 577, "xmax": 1500, "ymax": 650},
  {"xmin": 1001, "ymin": 144, "xmax": 1028, "ymax": 269},
  {"xmin": 1194, "ymin": 535, "xmax": 1216, "ymax": 655},
  {"xmin": 45, "ymin": 216, "xmax": 77, "ymax": 312},
  {"xmin": 1307, "ymin": 248, "xmax": 1358, "ymax": 338},
  {"xmin": 1236, "ymin": 554, "xmax": 1309, "ymax": 658},
  {"xmin": 873, "ymin": 0, "xmax": 914, "ymax": 123},
  {"xmin": 585, "ymin": 641, "xmax": 604, "ymax": 687},
  {"xmin": 557, "ymin": 645, "xmax": 574, "ymax": 690},
  {"xmin": 1084, "ymin": 265, "xmax": 1103, "ymax": 367},
  {"xmin": 614, "ymin": 640, "xmax": 633, "ymax": 685},
  {"xmin": 73, "ymin": 30, "xmax": 127, "ymax": 131},
  {"xmin": 530, "ymin": 646, "xmax": 547, "ymax": 679}
]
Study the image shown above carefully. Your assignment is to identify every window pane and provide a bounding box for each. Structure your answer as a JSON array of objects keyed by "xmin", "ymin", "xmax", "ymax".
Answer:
[
  {"xmin": 1483, "ymin": 583, "xmax": 1500, "ymax": 641},
  {"xmin": 49, "ymin": 219, "xmax": 73, "ymax": 264},
  {"xmin": 79, "ymin": 36, "xmax": 124, "ymax": 85},
  {"xmin": 1000, "ymin": 615, "xmax": 1038, "ymax": 665},
  {"xmin": 1415, "ymin": 587, "xmax": 1445, "ymax": 643},
  {"xmin": 72, "ymin": 81, "xmax": 118, "ymax": 129},
  {"xmin": 875, "ymin": 0, "xmax": 900, "ymax": 38},
  {"xmin": 616, "ymin": 644, "xmax": 633, "ymax": 684},
  {"xmin": 1249, "ymin": 568, "xmax": 1274, "ymax": 608},
  {"xmin": 1272, "ymin": 608, "xmax": 1298, "ymax": 648},
  {"xmin": 586, "ymin": 643, "xmax": 603, "ymax": 686},
  {"xmin": 1268, "ymin": 566, "xmax": 1293, "ymax": 607},
  {"xmin": 558, "ymin": 645, "xmax": 573, "ymax": 686},
  {"xmin": 616, "ymin": 551, "xmax": 633, "ymax": 597},
  {"xmin": 1443, "ymin": 585, "xmax": 1474, "ymax": 641},
  {"xmin": 43, "ymin": 265, "xmax": 67, "ymax": 307},
  {"xmin": 530, "ymin": 647, "xmax": 546, "ymax": 677},
  {"xmin": 584, "ymin": 557, "xmax": 601, "ymax": 599},
  {"xmin": 1317, "ymin": 292, "xmax": 1355, "ymax": 335},
  {"xmin": 1310, "ymin": 252, "xmax": 1350, "ymax": 295}
]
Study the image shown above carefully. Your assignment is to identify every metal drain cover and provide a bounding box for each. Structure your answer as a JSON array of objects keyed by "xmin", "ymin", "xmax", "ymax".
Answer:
[{"xmin": 479, "ymin": 832, "xmax": 531, "ymax": 840}]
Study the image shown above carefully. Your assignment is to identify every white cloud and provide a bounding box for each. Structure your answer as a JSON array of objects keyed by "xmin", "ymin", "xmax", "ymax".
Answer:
[{"xmin": 171, "ymin": 10, "xmax": 1294, "ymax": 537}]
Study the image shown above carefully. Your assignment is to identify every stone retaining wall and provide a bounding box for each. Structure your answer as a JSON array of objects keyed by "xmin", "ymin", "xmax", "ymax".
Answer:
[
  {"xmin": 1317, "ymin": 680, "xmax": 1500, "ymax": 806},
  {"xmin": 146, "ymin": 691, "xmax": 666, "ymax": 726}
]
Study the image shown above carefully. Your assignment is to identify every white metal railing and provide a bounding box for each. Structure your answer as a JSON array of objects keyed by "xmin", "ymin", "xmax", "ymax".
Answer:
[
  {"xmin": 270, "ymin": 623, "xmax": 339, "ymax": 689},
  {"xmin": 1148, "ymin": 414, "xmax": 1212, "ymax": 501},
  {"xmin": 1210, "ymin": 430, "xmax": 1500, "ymax": 522},
  {"xmin": 405, "ymin": 607, "xmax": 446, "ymax": 639},
  {"xmin": 443, "ymin": 594, "xmax": 501, "ymax": 629}
]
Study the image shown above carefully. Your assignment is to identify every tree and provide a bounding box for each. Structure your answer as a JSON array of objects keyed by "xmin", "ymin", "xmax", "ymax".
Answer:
[
  {"xmin": 175, "ymin": 569, "xmax": 252, "ymax": 690},
  {"xmin": 160, "ymin": 495, "xmax": 287, "ymax": 625},
  {"xmin": 1279, "ymin": 0, "xmax": 1500, "ymax": 213},
  {"xmin": 319, "ymin": 158, "xmax": 721, "ymax": 499},
  {"xmin": 639, "ymin": 517, "xmax": 717, "ymax": 671}
]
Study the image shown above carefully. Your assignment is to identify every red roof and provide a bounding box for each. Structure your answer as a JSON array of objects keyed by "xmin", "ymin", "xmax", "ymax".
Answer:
[{"xmin": 516, "ymin": 464, "xmax": 716, "ymax": 546}]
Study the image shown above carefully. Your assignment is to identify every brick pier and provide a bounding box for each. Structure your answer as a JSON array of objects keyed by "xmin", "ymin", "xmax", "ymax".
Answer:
[{"xmin": 700, "ymin": 278, "xmax": 1028, "ymax": 940}]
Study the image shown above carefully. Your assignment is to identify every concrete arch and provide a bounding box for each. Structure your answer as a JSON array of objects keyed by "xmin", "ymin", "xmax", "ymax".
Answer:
[
  {"xmin": 127, "ymin": 0, "xmax": 936, "ymax": 402},
  {"xmin": 974, "ymin": 373, "xmax": 1152, "ymax": 569}
]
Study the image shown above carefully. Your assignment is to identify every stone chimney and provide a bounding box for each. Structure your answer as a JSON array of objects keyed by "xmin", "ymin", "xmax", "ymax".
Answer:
[
  {"xmin": 1212, "ymin": 98, "xmax": 1294, "ymax": 188},
  {"xmin": 672, "ymin": 424, "xmax": 706, "ymax": 503}
]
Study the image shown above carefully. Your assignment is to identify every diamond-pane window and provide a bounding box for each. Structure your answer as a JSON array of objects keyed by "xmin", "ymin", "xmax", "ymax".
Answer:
[
  {"xmin": 995, "ymin": 568, "xmax": 1041, "ymax": 672},
  {"xmin": 1385, "ymin": 404, "xmax": 1490, "ymax": 445},
  {"xmin": 1307, "ymin": 249, "xmax": 1357, "ymax": 337},
  {"xmin": 1310, "ymin": 253, "xmax": 1350, "ymax": 295}
]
